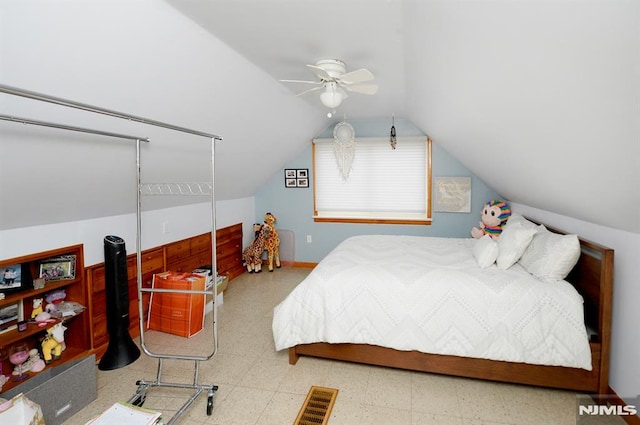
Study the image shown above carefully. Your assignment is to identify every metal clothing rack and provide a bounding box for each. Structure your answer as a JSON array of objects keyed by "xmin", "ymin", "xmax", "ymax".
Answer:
[{"xmin": 1, "ymin": 84, "xmax": 222, "ymax": 423}]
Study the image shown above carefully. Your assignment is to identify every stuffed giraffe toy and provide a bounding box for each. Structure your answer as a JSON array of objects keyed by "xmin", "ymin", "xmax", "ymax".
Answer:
[
  {"xmin": 242, "ymin": 223, "xmax": 271, "ymax": 273},
  {"xmin": 263, "ymin": 212, "xmax": 281, "ymax": 272}
]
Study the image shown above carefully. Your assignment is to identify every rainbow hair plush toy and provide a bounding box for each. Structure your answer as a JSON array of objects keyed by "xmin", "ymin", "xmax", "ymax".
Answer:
[{"xmin": 471, "ymin": 200, "xmax": 511, "ymax": 240}]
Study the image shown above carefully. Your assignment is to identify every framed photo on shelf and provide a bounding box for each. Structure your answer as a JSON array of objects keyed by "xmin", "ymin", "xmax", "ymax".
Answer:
[
  {"xmin": 0, "ymin": 263, "xmax": 29, "ymax": 295},
  {"xmin": 39, "ymin": 255, "xmax": 76, "ymax": 281},
  {"xmin": 284, "ymin": 168, "xmax": 309, "ymax": 188},
  {"xmin": 0, "ymin": 302, "xmax": 21, "ymax": 333}
]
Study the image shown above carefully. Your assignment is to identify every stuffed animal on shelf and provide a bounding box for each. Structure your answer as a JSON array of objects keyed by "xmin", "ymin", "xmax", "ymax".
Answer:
[
  {"xmin": 242, "ymin": 223, "xmax": 271, "ymax": 273},
  {"xmin": 471, "ymin": 200, "xmax": 512, "ymax": 240},
  {"xmin": 41, "ymin": 322, "xmax": 66, "ymax": 364},
  {"xmin": 31, "ymin": 298, "xmax": 44, "ymax": 320},
  {"xmin": 263, "ymin": 212, "xmax": 281, "ymax": 272},
  {"xmin": 44, "ymin": 289, "xmax": 66, "ymax": 313},
  {"xmin": 17, "ymin": 348, "xmax": 45, "ymax": 374}
]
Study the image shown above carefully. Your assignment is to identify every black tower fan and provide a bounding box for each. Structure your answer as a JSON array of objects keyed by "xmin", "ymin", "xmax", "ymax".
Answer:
[{"xmin": 98, "ymin": 235, "xmax": 141, "ymax": 370}]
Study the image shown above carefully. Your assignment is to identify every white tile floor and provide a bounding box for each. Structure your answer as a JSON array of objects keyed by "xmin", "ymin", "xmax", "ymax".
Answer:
[{"xmin": 63, "ymin": 267, "xmax": 626, "ymax": 425}]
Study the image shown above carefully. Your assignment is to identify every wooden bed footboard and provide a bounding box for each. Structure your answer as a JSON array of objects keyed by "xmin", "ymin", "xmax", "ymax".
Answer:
[
  {"xmin": 288, "ymin": 227, "xmax": 614, "ymax": 395},
  {"xmin": 290, "ymin": 341, "xmax": 602, "ymax": 393}
]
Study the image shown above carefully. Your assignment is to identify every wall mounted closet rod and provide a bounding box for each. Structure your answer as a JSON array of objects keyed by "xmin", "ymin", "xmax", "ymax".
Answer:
[
  {"xmin": 0, "ymin": 114, "xmax": 149, "ymax": 142},
  {"xmin": 0, "ymin": 84, "xmax": 221, "ymax": 140}
]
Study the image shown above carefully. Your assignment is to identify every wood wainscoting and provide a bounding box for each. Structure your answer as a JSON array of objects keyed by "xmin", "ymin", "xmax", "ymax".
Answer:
[{"xmin": 86, "ymin": 223, "xmax": 243, "ymax": 360}]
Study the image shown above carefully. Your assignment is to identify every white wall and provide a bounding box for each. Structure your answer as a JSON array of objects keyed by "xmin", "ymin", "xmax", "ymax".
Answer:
[
  {"xmin": 0, "ymin": 197, "xmax": 255, "ymax": 266},
  {"xmin": 511, "ymin": 203, "xmax": 640, "ymax": 403},
  {"xmin": 0, "ymin": 0, "xmax": 324, "ymax": 231}
]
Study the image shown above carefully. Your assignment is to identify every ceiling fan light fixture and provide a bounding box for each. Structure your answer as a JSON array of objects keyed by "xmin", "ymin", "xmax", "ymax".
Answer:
[
  {"xmin": 320, "ymin": 82, "xmax": 343, "ymax": 108},
  {"xmin": 280, "ymin": 59, "xmax": 376, "ymax": 109},
  {"xmin": 320, "ymin": 91, "xmax": 342, "ymax": 108}
]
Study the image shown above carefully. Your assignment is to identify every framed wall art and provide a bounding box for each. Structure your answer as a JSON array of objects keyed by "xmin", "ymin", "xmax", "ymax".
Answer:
[
  {"xmin": 433, "ymin": 177, "xmax": 472, "ymax": 213},
  {"xmin": 285, "ymin": 168, "xmax": 309, "ymax": 188}
]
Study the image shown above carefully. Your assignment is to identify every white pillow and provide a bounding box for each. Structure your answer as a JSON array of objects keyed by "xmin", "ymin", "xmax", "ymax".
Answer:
[
  {"xmin": 506, "ymin": 213, "xmax": 538, "ymax": 231},
  {"xmin": 473, "ymin": 235, "xmax": 499, "ymax": 268},
  {"xmin": 496, "ymin": 220, "xmax": 538, "ymax": 269},
  {"xmin": 518, "ymin": 225, "xmax": 581, "ymax": 282}
]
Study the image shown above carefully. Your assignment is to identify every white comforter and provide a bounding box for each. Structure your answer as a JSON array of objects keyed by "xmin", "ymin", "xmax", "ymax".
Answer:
[{"xmin": 272, "ymin": 235, "xmax": 592, "ymax": 370}]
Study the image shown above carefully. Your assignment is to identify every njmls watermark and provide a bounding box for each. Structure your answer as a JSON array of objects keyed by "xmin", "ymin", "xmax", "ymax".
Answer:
[
  {"xmin": 576, "ymin": 394, "xmax": 639, "ymax": 424},
  {"xmin": 579, "ymin": 404, "xmax": 637, "ymax": 416}
]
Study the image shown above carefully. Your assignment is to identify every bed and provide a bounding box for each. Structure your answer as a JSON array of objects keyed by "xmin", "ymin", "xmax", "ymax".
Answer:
[{"xmin": 272, "ymin": 215, "xmax": 613, "ymax": 395}]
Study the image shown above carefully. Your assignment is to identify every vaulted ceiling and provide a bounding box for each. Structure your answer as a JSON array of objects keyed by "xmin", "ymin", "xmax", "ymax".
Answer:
[
  {"xmin": 165, "ymin": 0, "xmax": 408, "ymax": 121},
  {"xmin": 1, "ymin": 0, "xmax": 638, "ymax": 234},
  {"xmin": 166, "ymin": 0, "xmax": 640, "ymax": 233}
]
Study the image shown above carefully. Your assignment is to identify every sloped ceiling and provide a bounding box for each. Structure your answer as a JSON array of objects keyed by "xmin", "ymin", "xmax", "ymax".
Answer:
[
  {"xmin": 166, "ymin": 0, "xmax": 640, "ymax": 234},
  {"xmin": 0, "ymin": 0, "xmax": 327, "ymax": 231},
  {"xmin": 1, "ymin": 1, "xmax": 638, "ymax": 234},
  {"xmin": 164, "ymin": 0, "xmax": 407, "ymax": 121}
]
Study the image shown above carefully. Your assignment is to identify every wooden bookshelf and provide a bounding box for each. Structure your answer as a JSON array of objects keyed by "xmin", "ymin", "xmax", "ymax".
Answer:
[{"xmin": 0, "ymin": 244, "xmax": 89, "ymax": 395}]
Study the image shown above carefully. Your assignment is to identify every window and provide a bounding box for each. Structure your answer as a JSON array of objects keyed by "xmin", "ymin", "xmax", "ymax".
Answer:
[{"xmin": 312, "ymin": 136, "xmax": 432, "ymax": 224}]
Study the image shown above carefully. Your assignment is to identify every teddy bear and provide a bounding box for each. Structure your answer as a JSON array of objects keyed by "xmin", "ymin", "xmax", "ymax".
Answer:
[{"xmin": 471, "ymin": 200, "xmax": 511, "ymax": 240}]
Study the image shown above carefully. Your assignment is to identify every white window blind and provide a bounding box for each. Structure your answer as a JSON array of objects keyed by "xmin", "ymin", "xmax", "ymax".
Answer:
[{"xmin": 313, "ymin": 136, "xmax": 431, "ymax": 223}]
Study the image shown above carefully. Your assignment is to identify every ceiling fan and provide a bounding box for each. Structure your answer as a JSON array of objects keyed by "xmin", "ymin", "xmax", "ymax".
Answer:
[{"xmin": 280, "ymin": 59, "xmax": 378, "ymax": 109}]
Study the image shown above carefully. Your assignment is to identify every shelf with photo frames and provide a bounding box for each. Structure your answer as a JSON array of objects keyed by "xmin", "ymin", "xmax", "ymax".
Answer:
[{"xmin": 0, "ymin": 244, "xmax": 89, "ymax": 394}]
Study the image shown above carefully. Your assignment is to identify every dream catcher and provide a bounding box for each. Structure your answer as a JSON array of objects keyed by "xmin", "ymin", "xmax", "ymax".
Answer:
[{"xmin": 333, "ymin": 120, "xmax": 356, "ymax": 180}]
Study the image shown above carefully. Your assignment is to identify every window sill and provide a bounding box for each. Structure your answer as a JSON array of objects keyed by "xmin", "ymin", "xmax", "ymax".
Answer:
[{"xmin": 313, "ymin": 212, "xmax": 432, "ymax": 225}]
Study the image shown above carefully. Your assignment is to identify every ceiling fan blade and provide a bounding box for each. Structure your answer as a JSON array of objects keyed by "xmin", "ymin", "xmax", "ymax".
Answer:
[
  {"xmin": 296, "ymin": 86, "xmax": 323, "ymax": 96},
  {"xmin": 344, "ymin": 83, "xmax": 379, "ymax": 95},
  {"xmin": 337, "ymin": 68, "xmax": 375, "ymax": 84},
  {"xmin": 279, "ymin": 79, "xmax": 322, "ymax": 85},
  {"xmin": 306, "ymin": 64, "xmax": 334, "ymax": 81}
]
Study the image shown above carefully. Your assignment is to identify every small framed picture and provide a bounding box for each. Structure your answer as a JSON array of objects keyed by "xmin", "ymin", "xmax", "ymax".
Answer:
[
  {"xmin": 1, "ymin": 263, "xmax": 29, "ymax": 294},
  {"xmin": 39, "ymin": 255, "xmax": 76, "ymax": 281},
  {"xmin": 0, "ymin": 302, "xmax": 21, "ymax": 333},
  {"xmin": 285, "ymin": 177, "xmax": 297, "ymax": 188},
  {"xmin": 284, "ymin": 169, "xmax": 309, "ymax": 188}
]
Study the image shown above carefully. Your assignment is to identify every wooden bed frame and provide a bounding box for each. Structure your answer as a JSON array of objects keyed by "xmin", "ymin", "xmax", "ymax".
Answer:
[{"xmin": 288, "ymin": 225, "xmax": 614, "ymax": 395}]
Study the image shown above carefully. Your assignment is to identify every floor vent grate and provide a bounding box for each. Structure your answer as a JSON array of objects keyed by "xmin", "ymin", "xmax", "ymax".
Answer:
[{"xmin": 293, "ymin": 386, "xmax": 339, "ymax": 425}]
